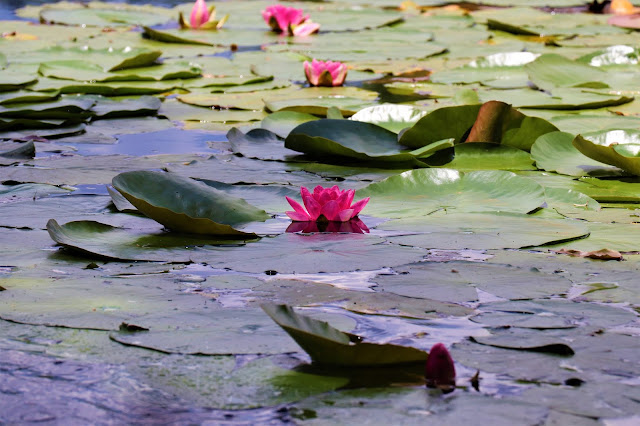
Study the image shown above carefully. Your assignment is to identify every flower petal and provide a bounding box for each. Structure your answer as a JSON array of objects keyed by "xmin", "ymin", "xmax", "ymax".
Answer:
[
  {"xmin": 286, "ymin": 211, "xmax": 312, "ymax": 222},
  {"xmin": 319, "ymin": 200, "xmax": 341, "ymax": 221},
  {"xmin": 286, "ymin": 196, "xmax": 308, "ymax": 215},
  {"xmin": 338, "ymin": 209, "xmax": 354, "ymax": 222},
  {"xmin": 350, "ymin": 197, "xmax": 370, "ymax": 216},
  {"xmin": 302, "ymin": 195, "xmax": 322, "ymax": 220}
]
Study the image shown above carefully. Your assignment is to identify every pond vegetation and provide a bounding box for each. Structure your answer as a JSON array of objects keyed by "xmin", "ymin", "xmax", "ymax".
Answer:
[{"xmin": 2, "ymin": 0, "xmax": 640, "ymax": 423}]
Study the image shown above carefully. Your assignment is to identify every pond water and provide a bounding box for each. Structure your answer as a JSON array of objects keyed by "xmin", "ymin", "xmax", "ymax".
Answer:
[{"xmin": 3, "ymin": 0, "xmax": 640, "ymax": 424}]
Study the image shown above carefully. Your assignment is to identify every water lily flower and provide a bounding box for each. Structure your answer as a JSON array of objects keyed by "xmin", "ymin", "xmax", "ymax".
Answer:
[
  {"xmin": 179, "ymin": 0, "xmax": 229, "ymax": 30},
  {"xmin": 304, "ymin": 59, "xmax": 348, "ymax": 87},
  {"xmin": 286, "ymin": 185, "xmax": 369, "ymax": 223},
  {"xmin": 425, "ymin": 343, "xmax": 456, "ymax": 393},
  {"xmin": 262, "ymin": 4, "xmax": 320, "ymax": 36}
]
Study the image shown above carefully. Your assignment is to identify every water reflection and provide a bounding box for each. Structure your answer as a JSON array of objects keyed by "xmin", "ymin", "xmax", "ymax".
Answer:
[{"xmin": 286, "ymin": 218, "xmax": 370, "ymax": 234}]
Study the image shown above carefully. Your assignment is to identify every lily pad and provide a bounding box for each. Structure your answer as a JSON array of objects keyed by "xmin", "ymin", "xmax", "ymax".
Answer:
[
  {"xmin": 110, "ymin": 308, "xmax": 300, "ymax": 355},
  {"xmin": 372, "ymin": 259, "xmax": 573, "ymax": 303},
  {"xmin": 193, "ymin": 233, "xmax": 428, "ymax": 274},
  {"xmin": 262, "ymin": 304, "xmax": 428, "ymax": 366},
  {"xmin": 471, "ymin": 299, "xmax": 635, "ymax": 329},
  {"xmin": 358, "ymin": 169, "xmax": 545, "ymax": 218},
  {"xmin": 573, "ymin": 130, "xmax": 640, "ymax": 176},
  {"xmin": 531, "ymin": 131, "xmax": 623, "ymax": 177},
  {"xmin": 349, "ymin": 104, "xmax": 427, "ymax": 133},
  {"xmin": 112, "ymin": 171, "xmax": 269, "ymax": 236},
  {"xmin": 381, "ymin": 212, "xmax": 590, "ymax": 250},
  {"xmin": 227, "ymin": 128, "xmax": 298, "ymax": 161},
  {"xmin": 46, "ymin": 219, "xmax": 252, "ymax": 262},
  {"xmin": 285, "ymin": 119, "xmax": 442, "ymax": 166},
  {"xmin": 524, "ymin": 54, "xmax": 609, "ymax": 92}
]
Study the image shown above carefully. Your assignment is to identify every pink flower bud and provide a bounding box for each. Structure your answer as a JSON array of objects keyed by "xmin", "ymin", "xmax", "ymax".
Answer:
[
  {"xmin": 425, "ymin": 343, "xmax": 456, "ymax": 393},
  {"xmin": 303, "ymin": 59, "xmax": 348, "ymax": 87},
  {"xmin": 190, "ymin": 0, "xmax": 210, "ymax": 29}
]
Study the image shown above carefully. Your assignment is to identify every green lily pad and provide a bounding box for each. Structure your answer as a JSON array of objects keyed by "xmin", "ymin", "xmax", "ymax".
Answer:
[
  {"xmin": 573, "ymin": 130, "xmax": 640, "ymax": 176},
  {"xmin": 110, "ymin": 308, "xmax": 300, "ymax": 355},
  {"xmin": 372, "ymin": 259, "xmax": 573, "ymax": 303},
  {"xmin": 0, "ymin": 141, "xmax": 35, "ymax": 161},
  {"xmin": 478, "ymin": 88, "xmax": 633, "ymax": 110},
  {"xmin": 0, "ymin": 90, "xmax": 59, "ymax": 105},
  {"xmin": 90, "ymin": 96, "xmax": 161, "ymax": 119},
  {"xmin": 193, "ymin": 233, "xmax": 428, "ymax": 274},
  {"xmin": 531, "ymin": 131, "xmax": 624, "ymax": 177},
  {"xmin": 262, "ymin": 304, "xmax": 428, "ymax": 366},
  {"xmin": 471, "ymin": 299, "xmax": 635, "ymax": 329},
  {"xmin": 261, "ymin": 111, "xmax": 319, "ymax": 138},
  {"xmin": 112, "ymin": 171, "xmax": 270, "ymax": 236},
  {"xmin": 358, "ymin": 169, "xmax": 545, "ymax": 218},
  {"xmin": 431, "ymin": 143, "xmax": 534, "ymax": 171},
  {"xmin": 349, "ymin": 104, "xmax": 427, "ymax": 133},
  {"xmin": 399, "ymin": 104, "xmax": 482, "ymax": 148},
  {"xmin": 46, "ymin": 219, "xmax": 252, "ymax": 262},
  {"xmin": 285, "ymin": 119, "xmax": 441, "ymax": 166},
  {"xmin": 227, "ymin": 128, "xmax": 298, "ymax": 161},
  {"xmin": 541, "ymin": 222, "xmax": 640, "ymax": 253},
  {"xmin": 40, "ymin": 5, "xmax": 171, "ymax": 27},
  {"xmin": 524, "ymin": 54, "xmax": 609, "ymax": 92},
  {"xmin": 381, "ymin": 212, "xmax": 590, "ymax": 250},
  {"xmin": 470, "ymin": 333, "xmax": 575, "ymax": 356}
]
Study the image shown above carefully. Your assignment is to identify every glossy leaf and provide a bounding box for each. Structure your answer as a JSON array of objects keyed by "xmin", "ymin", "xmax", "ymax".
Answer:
[{"xmin": 112, "ymin": 171, "xmax": 269, "ymax": 236}]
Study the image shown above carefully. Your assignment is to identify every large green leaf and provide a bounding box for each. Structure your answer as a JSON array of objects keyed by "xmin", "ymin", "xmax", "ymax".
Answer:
[
  {"xmin": 261, "ymin": 111, "xmax": 319, "ymax": 138},
  {"xmin": 399, "ymin": 104, "xmax": 482, "ymax": 148},
  {"xmin": 40, "ymin": 5, "xmax": 171, "ymax": 27},
  {"xmin": 262, "ymin": 304, "xmax": 428, "ymax": 366},
  {"xmin": 349, "ymin": 104, "xmax": 427, "ymax": 133},
  {"xmin": 572, "ymin": 130, "xmax": 640, "ymax": 176},
  {"xmin": 381, "ymin": 212, "xmax": 590, "ymax": 250},
  {"xmin": 358, "ymin": 169, "xmax": 545, "ymax": 218},
  {"xmin": 285, "ymin": 119, "xmax": 446, "ymax": 166},
  {"xmin": 112, "ymin": 171, "xmax": 269, "ymax": 236},
  {"xmin": 524, "ymin": 54, "xmax": 609, "ymax": 92},
  {"xmin": 531, "ymin": 131, "xmax": 623, "ymax": 177},
  {"xmin": 428, "ymin": 143, "xmax": 534, "ymax": 171},
  {"xmin": 45, "ymin": 219, "xmax": 253, "ymax": 262}
]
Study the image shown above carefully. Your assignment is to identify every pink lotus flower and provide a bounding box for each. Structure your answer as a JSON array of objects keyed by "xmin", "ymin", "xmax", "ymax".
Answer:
[
  {"xmin": 179, "ymin": 0, "xmax": 228, "ymax": 30},
  {"xmin": 262, "ymin": 4, "xmax": 320, "ymax": 36},
  {"xmin": 425, "ymin": 343, "xmax": 456, "ymax": 393},
  {"xmin": 304, "ymin": 59, "xmax": 348, "ymax": 87},
  {"xmin": 286, "ymin": 185, "xmax": 369, "ymax": 222}
]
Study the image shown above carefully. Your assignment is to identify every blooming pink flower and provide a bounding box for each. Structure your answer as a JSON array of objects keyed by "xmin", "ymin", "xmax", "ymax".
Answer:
[
  {"xmin": 425, "ymin": 343, "xmax": 456, "ymax": 393},
  {"xmin": 262, "ymin": 4, "xmax": 320, "ymax": 36},
  {"xmin": 286, "ymin": 185, "xmax": 369, "ymax": 222},
  {"xmin": 304, "ymin": 59, "xmax": 348, "ymax": 87},
  {"xmin": 190, "ymin": 0, "xmax": 210, "ymax": 28}
]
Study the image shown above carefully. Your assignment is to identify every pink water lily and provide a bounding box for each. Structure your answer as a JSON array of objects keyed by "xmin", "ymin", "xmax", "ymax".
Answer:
[
  {"xmin": 304, "ymin": 59, "xmax": 348, "ymax": 87},
  {"xmin": 425, "ymin": 343, "xmax": 456, "ymax": 393},
  {"xmin": 179, "ymin": 0, "xmax": 228, "ymax": 30},
  {"xmin": 262, "ymin": 4, "xmax": 320, "ymax": 36},
  {"xmin": 190, "ymin": 0, "xmax": 209, "ymax": 28},
  {"xmin": 286, "ymin": 185, "xmax": 369, "ymax": 223}
]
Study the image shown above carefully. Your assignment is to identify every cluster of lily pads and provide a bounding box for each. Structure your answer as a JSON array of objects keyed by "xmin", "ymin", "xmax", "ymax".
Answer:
[{"xmin": 2, "ymin": 0, "xmax": 640, "ymax": 423}]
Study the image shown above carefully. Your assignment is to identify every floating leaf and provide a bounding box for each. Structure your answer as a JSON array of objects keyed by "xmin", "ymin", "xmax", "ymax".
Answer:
[
  {"xmin": 285, "ymin": 119, "xmax": 442, "ymax": 166},
  {"xmin": 112, "ymin": 171, "xmax": 269, "ymax": 236},
  {"xmin": 531, "ymin": 131, "xmax": 623, "ymax": 177},
  {"xmin": 46, "ymin": 219, "xmax": 251, "ymax": 262},
  {"xmin": 358, "ymin": 169, "xmax": 545, "ymax": 218},
  {"xmin": 573, "ymin": 130, "xmax": 640, "ymax": 176},
  {"xmin": 262, "ymin": 304, "xmax": 428, "ymax": 366}
]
